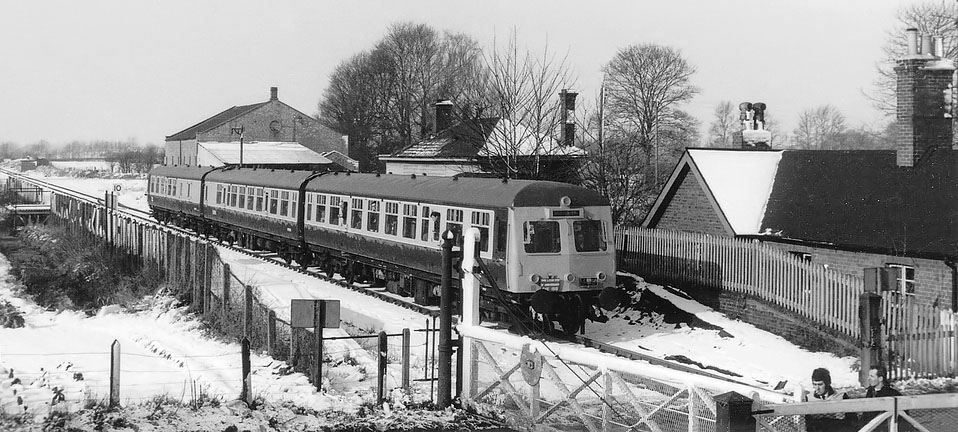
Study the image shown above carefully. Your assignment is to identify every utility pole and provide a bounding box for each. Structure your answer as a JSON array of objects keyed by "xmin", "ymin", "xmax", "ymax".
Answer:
[{"xmin": 230, "ymin": 126, "xmax": 245, "ymax": 166}]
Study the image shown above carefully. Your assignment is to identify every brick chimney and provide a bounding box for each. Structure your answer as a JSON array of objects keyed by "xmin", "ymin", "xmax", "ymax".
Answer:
[
  {"xmin": 270, "ymin": 87, "xmax": 278, "ymax": 101},
  {"xmin": 896, "ymin": 28, "xmax": 955, "ymax": 167},
  {"xmin": 559, "ymin": 89, "xmax": 578, "ymax": 146},
  {"xmin": 434, "ymin": 99, "xmax": 453, "ymax": 134}
]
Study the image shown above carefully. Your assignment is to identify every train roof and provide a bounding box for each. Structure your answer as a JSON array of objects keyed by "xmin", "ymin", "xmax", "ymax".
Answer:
[
  {"xmin": 150, "ymin": 166, "xmax": 609, "ymax": 209},
  {"xmin": 205, "ymin": 166, "xmax": 317, "ymax": 188},
  {"xmin": 305, "ymin": 172, "xmax": 608, "ymax": 209},
  {"xmin": 149, "ymin": 165, "xmax": 219, "ymax": 180}
]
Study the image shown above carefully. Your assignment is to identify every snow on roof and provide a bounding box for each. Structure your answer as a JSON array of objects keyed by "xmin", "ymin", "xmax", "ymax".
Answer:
[
  {"xmin": 199, "ymin": 141, "xmax": 332, "ymax": 165},
  {"xmin": 478, "ymin": 118, "xmax": 584, "ymax": 157},
  {"xmin": 688, "ymin": 149, "xmax": 782, "ymax": 235}
]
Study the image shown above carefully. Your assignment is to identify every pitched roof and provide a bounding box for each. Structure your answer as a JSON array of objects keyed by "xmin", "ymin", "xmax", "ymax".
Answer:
[
  {"xmin": 198, "ymin": 141, "xmax": 332, "ymax": 165},
  {"xmin": 646, "ymin": 148, "xmax": 958, "ymax": 259},
  {"xmin": 389, "ymin": 117, "xmax": 500, "ymax": 158},
  {"xmin": 385, "ymin": 117, "xmax": 585, "ymax": 159},
  {"xmin": 761, "ymin": 149, "xmax": 957, "ymax": 258},
  {"xmin": 166, "ymin": 103, "xmax": 267, "ymax": 141}
]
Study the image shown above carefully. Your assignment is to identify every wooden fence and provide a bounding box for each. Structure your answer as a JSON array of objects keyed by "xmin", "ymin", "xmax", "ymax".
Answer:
[
  {"xmin": 882, "ymin": 292, "xmax": 958, "ymax": 380},
  {"xmin": 615, "ymin": 228, "xmax": 865, "ymax": 340}
]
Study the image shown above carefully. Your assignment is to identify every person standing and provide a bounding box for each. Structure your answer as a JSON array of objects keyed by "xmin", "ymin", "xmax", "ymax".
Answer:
[
  {"xmin": 861, "ymin": 366, "xmax": 904, "ymax": 432},
  {"xmin": 806, "ymin": 367, "xmax": 856, "ymax": 432},
  {"xmin": 865, "ymin": 366, "xmax": 901, "ymax": 398}
]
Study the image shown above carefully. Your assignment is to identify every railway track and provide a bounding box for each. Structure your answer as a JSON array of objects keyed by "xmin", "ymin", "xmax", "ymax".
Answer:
[{"xmin": 2, "ymin": 169, "xmax": 785, "ymax": 396}]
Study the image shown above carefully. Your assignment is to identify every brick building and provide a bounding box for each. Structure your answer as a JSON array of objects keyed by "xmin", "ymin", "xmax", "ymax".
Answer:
[
  {"xmin": 379, "ymin": 98, "xmax": 585, "ymax": 182},
  {"xmin": 164, "ymin": 87, "xmax": 356, "ymax": 170},
  {"xmin": 643, "ymin": 29, "xmax": 957, "ymax": 310}
]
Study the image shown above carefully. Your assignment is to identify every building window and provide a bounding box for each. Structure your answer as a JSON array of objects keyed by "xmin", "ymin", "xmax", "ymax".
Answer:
[
  {"xmin": 789, "ymin": 251, "xmax": 812, "ymax": 262},
  {"xmin": 887, "ymin": 264, "xmax": 916, "ymax": 297}
]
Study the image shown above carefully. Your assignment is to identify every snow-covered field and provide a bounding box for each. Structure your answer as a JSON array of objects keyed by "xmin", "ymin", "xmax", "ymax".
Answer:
[{"xmin": 0, "ymin": 171, "xmax": 904, "ymax": 424}]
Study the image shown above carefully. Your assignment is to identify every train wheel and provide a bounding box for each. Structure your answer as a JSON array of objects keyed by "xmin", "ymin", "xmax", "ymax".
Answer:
[
  {"xmin": 558, "ymin": 295, "xmax": 586, "ymax": 335},
  {"xmin": 297, "ymin": 251, "xmax": 312, "ymax": 271}
]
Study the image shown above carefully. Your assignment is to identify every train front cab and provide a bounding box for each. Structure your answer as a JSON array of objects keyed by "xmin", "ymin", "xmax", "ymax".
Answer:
[{"xmin": 505, "ymin": 197, "xmax": 617, "ymax": 331}]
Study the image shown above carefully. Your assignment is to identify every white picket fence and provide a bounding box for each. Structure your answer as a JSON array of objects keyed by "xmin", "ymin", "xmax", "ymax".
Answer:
[{"xmin": 615, "ymin": 228, "xmax": 865, "ymax": 340}]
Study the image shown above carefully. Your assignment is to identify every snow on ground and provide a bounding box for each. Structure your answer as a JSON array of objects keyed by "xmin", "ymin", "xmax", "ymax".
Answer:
[
  {"xmin": 0, "ymin": 172, "xmax": 870, "ymax": 417},
  {"xmin": 587, "ymin": 277, "xmax": 858, "ymax": 395}
]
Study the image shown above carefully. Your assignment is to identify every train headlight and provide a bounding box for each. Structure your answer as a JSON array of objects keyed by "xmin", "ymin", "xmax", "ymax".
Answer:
[
  {"xmin": 596, "ymin": 271, "xmax": 607, "ymax": 282},
  {"xmin": 530, "ymin": 274, "xmax": 541, "ymax": 284},
  {"xmin": 564, "ymin": 273, "xmax": 576, "ymax": 283},
  {"xmin": 559, "ymin": 196, "xmax": 572, "ymax": 207}
]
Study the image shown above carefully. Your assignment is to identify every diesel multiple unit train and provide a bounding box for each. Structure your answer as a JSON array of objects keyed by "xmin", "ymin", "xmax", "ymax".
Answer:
[{"xmin": 147, "ymin": 165, "xmax": 619, "ymax": 332}]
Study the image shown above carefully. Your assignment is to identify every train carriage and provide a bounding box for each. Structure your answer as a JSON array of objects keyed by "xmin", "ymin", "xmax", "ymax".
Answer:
[
  {"xmin": 147, "ymin": 165, "xmax": 619, "ymax": 333},
  {"xmin": 147, "ymin": 165, "xmax": 216, "ymax": 228}
]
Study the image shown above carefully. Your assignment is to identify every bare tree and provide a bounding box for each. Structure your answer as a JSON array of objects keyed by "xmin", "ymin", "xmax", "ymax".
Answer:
[
  {"xmin": 602, "ymin": 44, "xmax": 698, "ymax": 186},
  {"xmin": 318, "ymin": 22, "xmax": 485, "ymax": 171},
  {"xmin": 475, "ymin": 30, "xmax": 579, "ymax": 180},
  {"xmin": 707, "ymin": 100, "xmax": 737, "ymax": 147},
  {"xmin": 868, "ymin": 2, "xmax": 958, "ymax": 115},
  {"xmin": 792, "ymin": 105, "xmax": 847, "ymax": 150}
]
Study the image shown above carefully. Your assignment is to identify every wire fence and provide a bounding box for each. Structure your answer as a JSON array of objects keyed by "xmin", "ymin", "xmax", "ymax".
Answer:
[{"xmin": 0, "ymin": 191, "xmax": 448, "ymax": 415}]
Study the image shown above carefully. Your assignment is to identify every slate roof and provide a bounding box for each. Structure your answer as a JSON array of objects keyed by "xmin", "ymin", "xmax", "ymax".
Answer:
[
  {"xmin": 761, "ymin": 149, "xmax": 957, "ymax": 258},
  {"xmin": 647, "ymin": 148, "xmax": 958, "ymax": 259},
  {"xmin": 166, "ymin": 103, "xmax": 267, "ymax": 141},
  {"xmin": 390, "ymin": 118, "xmax": 499, "ymax": 158}
]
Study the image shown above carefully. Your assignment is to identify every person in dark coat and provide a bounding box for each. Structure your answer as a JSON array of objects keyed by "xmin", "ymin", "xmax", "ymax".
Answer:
[
  {"xmin": 861, "ymin": 366, "xmax": 904, "ymax": 432},
  {"xmin": 806, "ymin": 367, "xmax": 857, "ymax": 432}
]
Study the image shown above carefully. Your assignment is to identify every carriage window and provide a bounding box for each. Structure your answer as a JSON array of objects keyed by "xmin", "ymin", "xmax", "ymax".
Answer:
[
  {"xmin": 351, "ymin": 198, "xmax": 364, "ymax": 229},
  {"xmin": 269, "ymin": 190, "xmax": 279, "ymax": 215},
  {"xmin": 367, "ymin": 200, "xmax": 380, "ymax": 232},
  {"xmin": 172, "ymin": 181, "xmax": 177, "ymax": 196},
  {"xmin": 315, "ymin": 195, "xmax": 327, "ymax": 223},
  {"xmin": 420, "ymin": 206, "xmax": 431, "ymax": 241},
  {"xmin": 187, "ymin": 183, "xmax": 191, "ymax": 199},
  {"xmin": 431, "ymin": 211, "xmax": 441, "ymax": 241},
  {"xmin": 446, "ymin": 209, "xmax": 464, "ymax": 245},
  {"xmin": 278, "ymin": 191, "xmax": 290, "ymax": 217},
  {"xmin": 523, "ymin": 221, "xmax": 561, "ymax": 253},
  {"xmin": 385, "ymin": 202, "xmax": 399, "ymax": 235},
  {"xmin": 215, "ymin": 185, "xmax": 223, "ymax": 204},
  {"xmin": 238, "ymin": 186, "xmax": 246, "ymax": 209},
  {"xmin": 255, "ymin": 188, "xmax": 264, "ymax": 212},
  {"xmin": 291, "ymin": 194, "xmax": 298, "ymax": 219},
  {"xmin": 305, "ymin": 194, "xmax": 313, "ymax": 221},
  {"xmin": 573, "ymin": 220, "xmax": 607, "ymax": 252},
  {"xmin": 228, "ymin": 185, "xmax": 237, "ymax": 207},
  {"xmin": 329, "ymin": 196, "xmax": 342, "ymax": 225},
  {"xmin": 471, "ymin": 211, "xmax": 491, "ymax": 252},
  {"xmin": 402, "ymin": 204, "xmax": 418, "ymax": 239}
]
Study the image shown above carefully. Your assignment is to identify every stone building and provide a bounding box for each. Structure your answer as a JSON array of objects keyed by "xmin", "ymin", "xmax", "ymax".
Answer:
[{"xmin": 164, "ymin": 87, "xmax": 355, "ymax": 170}]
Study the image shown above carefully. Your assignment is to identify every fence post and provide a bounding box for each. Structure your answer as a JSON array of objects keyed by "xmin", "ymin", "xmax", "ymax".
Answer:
[
  {"xmin": 267, "ymin": 309, "xmax": 277, "ymax": 357},
  {"xmin": 109, "ymin": 340, "xmax": 120, "ymax": 408},
  {"xmin": 860, "ymin": 291, "xmax": 883, "ymax": 386},
  {"xmin": 241, "ymin": 337, "xmax": 251, "ymax": 405},
  {"xmin": 378, "ymin": 330, "xmax": 388, "ymax": 404},
  {"xmin": 222, "ymin": 263, "xmax": 231, "ymax": 330},
  {"xmin": 402, "ymin": 328, "xmax": 410, "ymax": 392},
  {"xmin": 313, "ymin": 303, "xmax": 325, "ymax": 393},
  {"xmin": 714, "ymin": 391, "xmax": 754, "ymax": 432},
  {"xmin": 244, "ymin": 283, "xmax": 253, "ymax": 338}
]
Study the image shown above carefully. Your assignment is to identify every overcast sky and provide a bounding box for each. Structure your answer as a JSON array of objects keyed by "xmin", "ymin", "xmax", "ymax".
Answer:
[{"xmin": 0, "ymin": 0, "xmax": 930, "ymax": 146}]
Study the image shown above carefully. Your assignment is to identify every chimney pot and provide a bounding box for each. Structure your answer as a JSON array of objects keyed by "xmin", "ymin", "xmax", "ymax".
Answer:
[
  {"xmin": 921, "ymin": 35, "xmax": 933, "ymax": 56},
  {"xmin": 906, "ymin": 28, "xmax": 919, "ymax": 56},
  {"xmin": 270, "ymin": 87, "xmax": 278, "ymax": 101}
]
